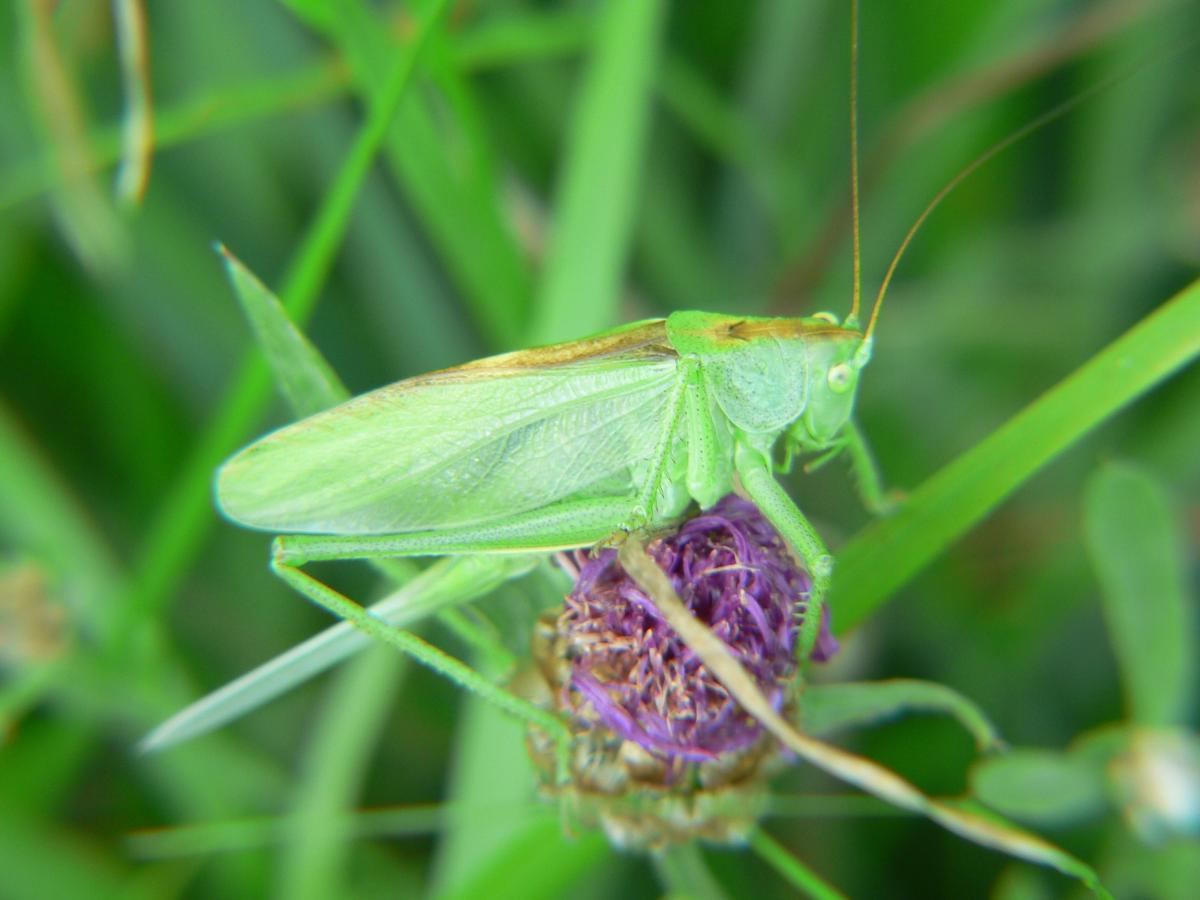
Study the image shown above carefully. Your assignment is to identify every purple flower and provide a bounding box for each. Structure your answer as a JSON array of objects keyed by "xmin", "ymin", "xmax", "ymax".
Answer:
[{"xmin": 555, "ymin": 494, "xmax": 837, "ymax": 764}]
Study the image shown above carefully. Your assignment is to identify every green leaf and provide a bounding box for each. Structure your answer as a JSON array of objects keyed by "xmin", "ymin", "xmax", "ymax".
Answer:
[
  {"xmin": 529, "ymin": 0, "xmax": 668, "ymax": 343},
  {"xmin": 971, "ymin": 748, "xmax": 1110, "ymax": 827},
  {"xmin": 800, "ymin": 679, "xmax": 1003, "ymax": 752},
  {"xmin": 835, "ymin": 276, "xmax": 1200, "ymax": 629},
  {"xmin": 1083, "ymin": 462, "xmax": 1194, "ymax": 727}
]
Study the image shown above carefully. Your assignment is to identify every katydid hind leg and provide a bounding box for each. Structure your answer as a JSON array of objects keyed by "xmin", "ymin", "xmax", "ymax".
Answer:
[
  {"xmin": 269, "ymin": 554, "xmax": 572, "ymax": 771},
  {"xmin": 733, "ymin": 442, "xmax": 832, "ymax": 663},
  {"xmin": 273, "ymin": 496, "xmax": 640, "ymax": 566}
]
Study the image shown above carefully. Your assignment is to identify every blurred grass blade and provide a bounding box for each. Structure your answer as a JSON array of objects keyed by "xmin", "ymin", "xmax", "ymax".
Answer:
[
  {"xmin": 0, "ymin": 60, "xmax": 346, "ymax": 212},
  {"xmin": 1083, "ymin": 462, "xmax": 1194, "ymax": 727},
  {"xmin": 452, "ymin": 8, "xmax": 594, "ymax": 71},
  {"xmin": 17, "ymin": 0, "xmax": 127, "ymax": 271},
  {"xmin": 111, "ymin": 0, "xmax": 153, "ymax": 206},
  {"xmin": 122, "ymin": 0, "xmax": 451, "ymax": 635},
  {"xmin": 748, "ymin": 829, "xmax": 847, "ymax": 900},
  {"xmin": 835, "ymin": 277, "xmax": 1200, "ymax": 629},
  {"xmin": 279, "ymin": 0, "xmax": 336, "ymax": 32},
  {"xmin": 432, "ymin": 817, "xmax": 609, "ymax": 900},
  {"xmin": 217, "ymin": 245, "xmax": 348, "ymax": 416},
  {"xmin": 972, "ymin": 748, "xmax": 1110, "ymax": 826},
  {"xmin": 652, "ymin": 843, "xmax": 729, "ymax": 900},
  {"xmin": 320, "ymin": 0, "xmax": 531, "ymax": 349},
  {"xmin": 528, "ymin": 0, "xmax": 667, "ymax": 343},
  {"xmin": 801, "ymin": 679, "xmax": 1003, "ymax": 752},
  {"xmin": 275, "ymin": 646, "xmax": 404, "ymax": 900},
  {"xmin": 140, "ymin": 554, "xmax": 536, "ymax": 752},
  {"xmin": 127, "ymin": 802, "xmax": 552, "ymax": 858}
]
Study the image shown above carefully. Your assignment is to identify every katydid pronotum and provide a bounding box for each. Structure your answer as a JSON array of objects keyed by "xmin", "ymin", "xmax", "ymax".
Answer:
[{"xmin": 144, "ymin": 1, "xmax": 1119, "ymax": 891}]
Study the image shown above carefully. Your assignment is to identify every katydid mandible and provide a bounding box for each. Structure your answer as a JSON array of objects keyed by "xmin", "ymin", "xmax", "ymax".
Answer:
[{"xmin": 216, "ymin": 307, "xmax": 889, "ymax": 662}]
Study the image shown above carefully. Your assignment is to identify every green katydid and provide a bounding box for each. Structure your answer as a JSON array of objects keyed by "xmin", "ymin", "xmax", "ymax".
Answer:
[
  {"xmin": 215, "ymin": 306, "xmax": 887, "ymax": 663},
  {"xmin": 150, "ymin": 1, "xmax": 1123, "ymax": 889}
]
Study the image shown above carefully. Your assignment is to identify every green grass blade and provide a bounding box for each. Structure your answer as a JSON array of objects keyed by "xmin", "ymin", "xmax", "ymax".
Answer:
[
  {"xmin": 452, "ymin": 8, "xmax": 594, "ymax": 71},
  {"xmin": 111, "ymin": 0, "xmax": 152, "ymax": 207},
  {"xmin": 0, "ymin": 60, "xmax": 345, "ymax": 212},
  {"xmin": 127, "ymin": 803, "xmax": 553, "ymax": 858},
  {"xmin": 801, "ymin": 679, "xmax": 1003, "ymax": 752},
  {"xmin": 217, "ymin": 245, "xmax": 348, "ymax": 416},
  {"xmin": 322, "ymin": 0, "xmax": 531, "ymax": 349},
  {"xmin": 1083, "ymin": 462, "xmax": 1194, "ymax": 727},
  {"xmin": 652, "ymin": 842, "xmax": 729, "ymax": 900},
  {"xmin": 140, "ymin": 554, "xmax": 536, "ymax": 752},
  {"xmin": 748, "ymin": 829, "xmax": 848, "ymax": 900},
  {"xmin": 432, "ymin": 817, "xmax": 610, "ymax": 900},
  {"xmin": 528, "ymin": 0, "xmax": 667, "ymax": 343},
  {"xmin": 275, "ymin": 646, "xmax": 404, "ymax": 900},
  {"xmin": 835, "ymin": 277, "xmax": 1200, "ymax": 629}
]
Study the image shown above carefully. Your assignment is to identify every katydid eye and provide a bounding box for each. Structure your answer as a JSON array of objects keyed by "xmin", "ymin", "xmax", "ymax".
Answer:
[{"xmin": 827, "ymin": 363, "xmax": 853, "ymax": 393}]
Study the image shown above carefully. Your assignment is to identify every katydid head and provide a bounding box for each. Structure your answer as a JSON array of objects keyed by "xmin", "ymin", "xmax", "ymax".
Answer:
[{"xmin": 795, "ymin": 328, "xmax": 869, "ymax": 446}]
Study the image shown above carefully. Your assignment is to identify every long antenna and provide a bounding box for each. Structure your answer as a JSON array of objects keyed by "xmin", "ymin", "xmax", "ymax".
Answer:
[
  {"xmin": 862, "ymin": 69, "xmax": 1126, "ymax": 343},
  {"xmin": 847, "ymin": 0, "xmax": 863, "ymax": 326}
]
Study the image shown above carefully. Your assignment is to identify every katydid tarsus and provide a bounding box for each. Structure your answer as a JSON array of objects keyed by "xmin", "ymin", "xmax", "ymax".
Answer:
[{"xmin": 143, "ymin": 1, "xmax": 1120, "ymax": 891}]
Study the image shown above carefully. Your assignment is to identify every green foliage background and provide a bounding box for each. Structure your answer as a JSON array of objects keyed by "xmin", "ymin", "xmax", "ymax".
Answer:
[{"xmin": 0, "ymin": 0, "xmax": 1197, "ymax": 897}]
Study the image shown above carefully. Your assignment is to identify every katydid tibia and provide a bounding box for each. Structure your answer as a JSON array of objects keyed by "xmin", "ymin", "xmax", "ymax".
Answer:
[{"xmin": 216, "ymin": 310, "xmax": 887, "ymax": 661}]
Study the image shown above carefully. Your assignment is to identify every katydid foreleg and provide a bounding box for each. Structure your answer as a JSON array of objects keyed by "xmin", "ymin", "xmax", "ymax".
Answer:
[
  {"xmin": 683, "ymin": 363, "xmax": 733, "ymax": 509},
  {"xmin": 842, "ymin": 418, "xmax": 901, "ymax": 515},
  {"xmin": 733, "ymin": 442, "xmax": 833, "ymax": 662}
]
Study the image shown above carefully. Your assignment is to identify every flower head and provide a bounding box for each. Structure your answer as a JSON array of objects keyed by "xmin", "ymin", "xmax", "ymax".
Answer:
[
  {"xmin": 558, "ymin": 494, "xmax": 836, "ymax": 762},
  {"xmin": 526, "ymin": 494, "xmax": 838, "ymax": 848}
]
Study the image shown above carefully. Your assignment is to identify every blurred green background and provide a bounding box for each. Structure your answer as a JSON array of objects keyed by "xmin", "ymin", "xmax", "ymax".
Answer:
[{"xmin": 1, "ymin": 0, "xmax": 1197, "ymax": 897}]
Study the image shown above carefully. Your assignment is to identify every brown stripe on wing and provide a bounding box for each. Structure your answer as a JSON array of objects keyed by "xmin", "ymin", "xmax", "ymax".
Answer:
[{"xmin": 427, "ymin": 319, "xmax": 675, "ymax": 379}]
